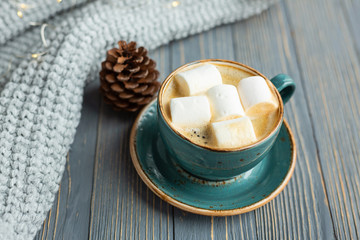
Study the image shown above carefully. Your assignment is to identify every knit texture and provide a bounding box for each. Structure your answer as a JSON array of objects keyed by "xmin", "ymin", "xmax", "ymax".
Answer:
[{"xmin": 0, "ymin": 0, "xmax": 277, "ymax": 239}]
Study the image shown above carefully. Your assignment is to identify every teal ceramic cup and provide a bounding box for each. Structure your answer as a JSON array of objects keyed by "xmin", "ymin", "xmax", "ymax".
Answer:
[{"xmin": 157, "ymin": 60, "xmax": 295, "ymax": 181}]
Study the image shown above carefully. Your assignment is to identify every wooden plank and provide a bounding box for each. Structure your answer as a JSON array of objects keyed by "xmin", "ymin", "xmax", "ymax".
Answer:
[
  {"xmin": 34, "ymin": 82, "xmax": 101, "ymax": 239},
  {"xmin": 32, "ymin": 0, "xmax": 360, "ymax": 238},
  {"xmin": 88, "ymin": 46, "xmax": 174, "ymax": 240},
  {"xmin": 283, "ymin": 0, "xmax": 360, "ymax": 238},
  {"xmin": 341, "ymin": 0, "xmax": 360, "ymax": 56},
  {"xmin": 171, "ymin": 27, "xmax": 221, "ymax": 240},
  {"xmin": 171, "ymin": 25, "xmax": 259, "ymax": 240},
  {"xmin": 231, "ymin": 3, "xmax": 335, "ymax": 239}
]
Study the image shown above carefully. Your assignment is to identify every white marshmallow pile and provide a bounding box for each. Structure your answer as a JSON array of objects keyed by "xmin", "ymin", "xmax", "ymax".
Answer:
[{"xmin": 169, "ymin": 64, "xmax": 277, "ymax": 148}]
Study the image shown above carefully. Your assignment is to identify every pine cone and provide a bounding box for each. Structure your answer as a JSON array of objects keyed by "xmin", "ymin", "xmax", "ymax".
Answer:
[{"xmin": 100, "ymin": 41, "xmax": 160, "ymax": 112}]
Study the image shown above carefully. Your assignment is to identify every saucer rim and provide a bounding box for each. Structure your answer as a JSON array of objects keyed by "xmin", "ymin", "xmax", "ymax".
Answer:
[{"xmin": 130, "ymin": 99, "xmax": 297, "ymax": 216}]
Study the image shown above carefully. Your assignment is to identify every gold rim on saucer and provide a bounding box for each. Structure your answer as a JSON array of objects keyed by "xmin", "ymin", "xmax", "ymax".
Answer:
[{"xmin": 129, "ymin": 99, "xmax": 297, "ymax": 216}]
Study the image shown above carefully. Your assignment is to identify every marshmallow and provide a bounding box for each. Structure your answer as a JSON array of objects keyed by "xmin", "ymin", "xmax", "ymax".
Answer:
[
  {"xmin": 170, "ymin": 96, "xmax": 211, "ymax": 127},
  {"xmin": 211, "ymin": 117, "xmax": 256, "ymax": 148},
  {"xmin": 206, "ymin": 84, "xmax": 245, "ymax": 122},
  {"xmin": 237, "ymin": 76, "xmax": 278, "ymax": 116},
  {"xmin": 211, "ymin": 117, "xmax": 257, "ymax": 148},
  {"xmin": 174, "ymin": 64, "xmax": 222, "ymax": 96}
]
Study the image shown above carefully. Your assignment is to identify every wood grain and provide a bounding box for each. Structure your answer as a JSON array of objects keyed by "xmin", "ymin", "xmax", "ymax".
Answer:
[
  {"xmin": 34, "ymin": 82, "xmax": 101, "ymax": 240},
  {"xmin": 88, "ymin": 46, "xmax": 174, "ymax": 240},
  {"xmin": 170, "ymin": 25, "xmax": 260, "ymax": 240},
  {"xmin": 284, "ymin": 0, "xmax": 360, "ymax": 238},
  {"xmin": 342, "ymin": 0, "xmax": 360, "ymax": 58},
  {"xmin": 231, "ymin": 3, "xmax": 335, "ymax": 239},
  {"xmin": 170, "ymin": 35, "xmax": 211, "ymax": 240},
  {"xmin": 34, "ymin": 0, "xmax": 360, "ymax": 238}
]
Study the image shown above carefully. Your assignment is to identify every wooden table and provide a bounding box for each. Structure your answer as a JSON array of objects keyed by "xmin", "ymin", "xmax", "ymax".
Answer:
[{"xmin": 35, "ymin": 0, "xmax": 360, "ymax": 239}]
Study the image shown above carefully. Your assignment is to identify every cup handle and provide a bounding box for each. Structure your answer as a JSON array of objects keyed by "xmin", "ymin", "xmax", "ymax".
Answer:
[{"xmin": 270, "ymin": 74, "xmax": 296, "ymax": 105}]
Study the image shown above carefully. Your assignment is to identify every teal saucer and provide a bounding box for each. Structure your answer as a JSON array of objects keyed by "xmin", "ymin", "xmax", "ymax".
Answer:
[{"xmin": 130, "ymin": 100, "xmax": 296, "ymax": 216}]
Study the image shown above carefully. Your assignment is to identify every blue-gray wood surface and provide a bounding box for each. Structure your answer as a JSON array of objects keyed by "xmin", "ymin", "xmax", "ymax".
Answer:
[{"xmin": 34, "ymin": 0, "xmax": 360, "ymax": 239}]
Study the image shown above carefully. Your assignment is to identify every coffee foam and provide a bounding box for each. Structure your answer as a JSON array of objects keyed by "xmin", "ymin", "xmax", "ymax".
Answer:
[{"xmin": 162, "ymin": 63, "xmax": 280, "ymax": 149}]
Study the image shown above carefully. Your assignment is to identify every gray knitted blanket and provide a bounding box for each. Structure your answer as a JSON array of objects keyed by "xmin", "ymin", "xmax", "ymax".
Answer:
[{"xmin": 0, "ymin": 0, "xmax": 276, "ymax": 239}]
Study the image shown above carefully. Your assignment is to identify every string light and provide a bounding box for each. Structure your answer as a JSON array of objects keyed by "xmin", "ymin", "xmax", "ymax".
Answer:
[
  {"xmin": 15, "ymin": 2, "xmax": 33, "ymax": 18},
  {"xmin": 13, "ymin": 1, "xmax": 35, "ymax": 18},
  {"xmin": 10, "ymin": 0, "xmax": 61, "ymax": 18},
  {"xmin": 171, "ymin": 1, "xmax": 180, "ymax": 7},
  {"xmin": 18, "ymin": 3, "xmax": 29, "ymax": 9},
  {"xmin": 29, "ymin": 21, "xmax": 42, "ymax": 26},
  {"xmin": 3, "ymin": 0, "xmax": 183, "ymax": 74},
  {"xmin": 30, "ymin": 23, "xmax": 50, "ymax": 60},
  {"xmin": 40, "ymin": 24, "xmax": 49, "ymax": 47},
  {"xmin": 5, "ymin": 0, "xmax": 65, "ymax": 65},
  {"xmin": 17, "ymin": 10, "xmax": 23, "ymax": 18},
  {"xmin": 3, "ymin": 22, "xmax": 50, "ymax": 65},
  {"xmin": 31, "ymin": 51, "xmax": 48, "ymax": 59}
]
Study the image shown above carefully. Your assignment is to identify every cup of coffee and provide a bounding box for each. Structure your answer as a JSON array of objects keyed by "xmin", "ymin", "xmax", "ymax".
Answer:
[{"xmin": 157, "ymin": 59, "xmax": 295, "ymax": 180}]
